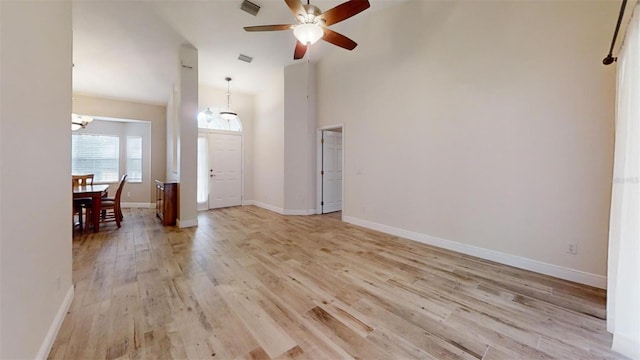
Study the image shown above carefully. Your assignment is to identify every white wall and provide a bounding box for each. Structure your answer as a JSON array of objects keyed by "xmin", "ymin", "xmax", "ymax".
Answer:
[
  {"xmin": 317, "ymin": 0, "xmax": 617, "ymax": 285},
  {"xmin": 167, "ymin": 84, "xmax": 179, "ymax": 181},
  {"xmin": 284, "ymin": 62, "xmax": 317, "ymax": 214},
  {"xmin": 177, "ymin": 44, "xmax": 199, "ymax": 227},
  {"xmin": 251, "ymin": 63, "xmax": 318, "ymax": 214},
  {"xmin": 199, "ymin": 84, "xmax": 255, "ymax": 201},
  {"xmin": 253, "ymin": 69, "xmax": 285, "ymax": 210},
  {"xmin": 166, "ymin": 45, "xmax": 199, "ymax": 226},
  {"xmin": 0, "ymin": 2, "xmax": 73, "ymax": 358}
]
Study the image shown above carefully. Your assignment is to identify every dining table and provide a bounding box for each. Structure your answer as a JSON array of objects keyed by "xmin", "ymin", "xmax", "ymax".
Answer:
[{"xmin": 73, "ymin": 184, "xmax": 109, "ymax": 233}]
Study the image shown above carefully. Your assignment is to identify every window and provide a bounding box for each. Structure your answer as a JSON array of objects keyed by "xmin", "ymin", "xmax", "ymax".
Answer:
[
  {"xmin": 197, "ymin": 136, "xmax": 209, "ymax": 206},
  {"xmin": 127, "ymin": 136, "xmax": 143, "ymax": 183},
  {"xmin": 72, "ymin": 134, "xmax": 119, "ymax": 182}
]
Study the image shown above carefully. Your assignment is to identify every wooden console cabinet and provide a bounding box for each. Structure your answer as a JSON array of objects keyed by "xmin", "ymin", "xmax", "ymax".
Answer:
[{"xmin": 155, "ymin": 180, "xmax": 178, "ymax": 226}]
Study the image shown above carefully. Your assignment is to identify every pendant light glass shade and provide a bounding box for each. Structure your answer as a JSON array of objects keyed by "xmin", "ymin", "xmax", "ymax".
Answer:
[
  {"xmin": 294, "ymin": 23, "xmax": 323, "ymax": 45},
  {"xmin": 71, "ymin": 113, "xmax": 94, "ymax": 131},
  {"xmin": 220, "ymin": 110, "xmax": 237, "ymax": 121},
  {"xmin": 198, "ymin": 107, "xmax": 214, "ymax": 123},
  {"xmin": 220, "ymin": 77, "xmax": 238, "ymax": 120}
]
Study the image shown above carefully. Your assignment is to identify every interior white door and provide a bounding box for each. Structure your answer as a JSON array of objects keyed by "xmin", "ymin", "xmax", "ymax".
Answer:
[
  {"xmin": 209, "ymin": 133, "xmax": 242, "ymax": 209},
  {"xmin": 322, "ymin": 131, "xmax": 342, "ymax": 213}
]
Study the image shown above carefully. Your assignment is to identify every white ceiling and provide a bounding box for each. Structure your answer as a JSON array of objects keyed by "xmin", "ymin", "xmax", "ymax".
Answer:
[{"xmin": 72, "ymin": 0, "xmax": 407, "ymax": 105}]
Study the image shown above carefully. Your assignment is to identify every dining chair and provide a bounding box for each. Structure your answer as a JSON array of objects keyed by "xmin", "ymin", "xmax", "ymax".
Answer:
[
  {"xmin": 72, "ymin": 174, "xmax": 94, "ymax": 187},
  {"xmin": 72, "ymin": 174, "xmax": 95, "ymax": 233},
  {"xmin": 95, "ymin": 174, "xmax": 127, "ymax": 228}
]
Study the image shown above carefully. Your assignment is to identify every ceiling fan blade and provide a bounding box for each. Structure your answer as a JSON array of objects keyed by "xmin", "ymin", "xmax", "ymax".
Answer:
[
  {"xmin": 322, "ymin": 29, "xmax": 357, "ymax": 50},
  {"xmin": 294, "ymin": 41, "xmax": 308, "ymax": 60},
  {"xmin": 285, "ymin": 0, "xmax": 306, "ymax": 19},
  {"xmin": 319, "ymin": 0, "xmax": 370, "ymax": 26},
  {"xmin": 244, "ymin": 24, "xmax": 293, "ymax": 32}
]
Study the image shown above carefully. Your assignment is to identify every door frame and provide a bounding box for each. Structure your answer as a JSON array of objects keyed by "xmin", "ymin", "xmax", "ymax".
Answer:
[
  {"xmin": 197, "ymin": 129, "xmax": 244, "ymax": 210},
  {"xmin": 316, "ymin": 124, "xmax": 345, "ymax": 217}
]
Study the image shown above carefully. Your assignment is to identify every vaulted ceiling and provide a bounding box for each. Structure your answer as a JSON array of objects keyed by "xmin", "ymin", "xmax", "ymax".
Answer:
[{"xmin": 72, "ymin": 0, "xmax": 406, "ymax": 105}]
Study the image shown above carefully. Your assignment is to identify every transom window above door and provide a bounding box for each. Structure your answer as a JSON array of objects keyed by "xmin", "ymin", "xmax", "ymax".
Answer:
[{"xmin": 197, "ymin": 106, "xmax": 242, "ymax": 132}]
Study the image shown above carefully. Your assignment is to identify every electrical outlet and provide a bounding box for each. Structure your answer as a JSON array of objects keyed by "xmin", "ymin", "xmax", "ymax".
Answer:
[
  {"xmin": 56, "ymin": 275, "xmax": 61, "ymax": 291},
  {"xmin": 567, "ymin": 243, "xmax": 578, "ymax": 255},
  {"xmin": 127, "ymin": 191, "xmax": 131, "ymax": 197}
]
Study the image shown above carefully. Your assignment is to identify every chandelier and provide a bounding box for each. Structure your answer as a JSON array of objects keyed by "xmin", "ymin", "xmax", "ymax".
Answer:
[{"xmin": 71, "ymin": 113, "xmax": 93, "ymax": 131}]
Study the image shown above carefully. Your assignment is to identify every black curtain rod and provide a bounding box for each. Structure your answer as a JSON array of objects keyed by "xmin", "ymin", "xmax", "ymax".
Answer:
[{"xmin": 603, "ymin": 0, "xmax": 628, "ymax": 65}]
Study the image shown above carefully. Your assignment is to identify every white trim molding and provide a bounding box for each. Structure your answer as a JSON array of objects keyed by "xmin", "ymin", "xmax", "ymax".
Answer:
[
  {"xmin": 177, "ymin": 218, "xmax": 198, "ymax": 228},
  {"xmin": 612, "ymin": 333, "xmax": 640, "ymax": 360},
  {"xmin": 283, "ymin": 209, "xmax": 317, "ymax": 216},
  {"xmin": 245, "ymin": 201, "xmax": 315, "ymax": 216},
  {"xmin": 246, "ymin": 200, "xmax": 285, "ymax": 215},
  {"xmin": 343, "ymin": 216, "xmax": 607, "ymax": 289},
  {"xmin": 37, "ymin": 285, "xmax": 74, "ymax": 359}
]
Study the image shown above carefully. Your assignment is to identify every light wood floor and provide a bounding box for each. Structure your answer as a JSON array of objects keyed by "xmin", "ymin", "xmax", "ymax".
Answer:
[{"xmin": 50, "ymin": 206, "xmax": 626, "ymax": 360}]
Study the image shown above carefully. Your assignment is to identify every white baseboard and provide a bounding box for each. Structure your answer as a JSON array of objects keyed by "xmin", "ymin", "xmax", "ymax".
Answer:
[
  {"xmin": 37, "ymin": 285, "xmax": 74, "ymax": 359},
  {"xmin": 121, "ymin": 202, "xmax": 154, "ymax": 208},
  {"xmin": 177, "ymin": 218, "xmax": 198, "ymax": 228},
  {"xmin": 248, "ymin": 201, "xmax": 285, "ymax": 215},
  {"xmin": 245, "ymin": 201, "xmax": 315, "ymax": 216},
  {"xmin": 343, "ymin": 216, "xmax": 607, "ymax": 289},
  {"xmin": 283, "ymin": 208, "xmax": 316, "ymax": 216},
  {"xmin": 612, "ymin": 333, "xmax": 640, "ymax": 360}
]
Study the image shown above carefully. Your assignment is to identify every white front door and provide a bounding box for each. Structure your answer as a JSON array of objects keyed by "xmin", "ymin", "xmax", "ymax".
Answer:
[
  {"xmin": 209, "ymin": 133, "xmax": 242, "ymax": 209},
  {"xmin": 322, "ymin": 131, "xmax": 342, "ymax": 213}
]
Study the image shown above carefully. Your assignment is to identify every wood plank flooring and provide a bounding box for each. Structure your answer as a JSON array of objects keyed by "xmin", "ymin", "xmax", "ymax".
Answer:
[{"xmin": 50, "ymin": 206, "xmax": 626, "ymax": 359}]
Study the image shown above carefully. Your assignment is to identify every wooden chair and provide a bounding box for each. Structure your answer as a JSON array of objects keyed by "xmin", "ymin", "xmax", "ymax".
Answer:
[
  {"xmin": 72, "ymin": 174, "xmax": 94, "ymax": 187},
  {"xmin": 72, "ymin": 174, "xmax": 94, "ymax": 233},
  {"xmin": 96, "ymin": 174, "xmax": 127, "ymax": 228}
]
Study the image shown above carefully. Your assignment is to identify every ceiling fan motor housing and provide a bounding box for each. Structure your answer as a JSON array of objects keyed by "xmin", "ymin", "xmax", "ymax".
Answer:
[{"xmin": 300, "ymin": 5, "xmax": 323, "ymax": 24}]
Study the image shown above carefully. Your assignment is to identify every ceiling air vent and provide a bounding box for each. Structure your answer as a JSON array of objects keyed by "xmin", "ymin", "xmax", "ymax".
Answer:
[
  {"xmin": 238, "ymin": 54, "xmax": 253, "ymax": 63},
  {"xmin": 240, "ymin": 0, "xmax": 260, "ymax": 16}
]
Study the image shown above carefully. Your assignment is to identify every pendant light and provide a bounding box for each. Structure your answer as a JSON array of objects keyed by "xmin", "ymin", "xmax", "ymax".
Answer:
[
  {"xmin": 220, "ymin": 77, "xmax": 238, "ymax": 121},
  {"xmin": 197, "ymin": 107, "xmax": 214, "ymax": 123}
]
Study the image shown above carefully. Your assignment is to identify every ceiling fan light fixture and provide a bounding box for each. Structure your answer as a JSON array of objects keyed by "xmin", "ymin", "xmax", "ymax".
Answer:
[
  {"xmin": 71, "ymin": 112, "xmax": 94, "ymax": 131},
  {"xmin": 243, "ymin": 0, "xmax": 370, "ymax": 59},
  {"xmin": 294, "ymin": 23, "xmax": 323, "ymax": 45}
]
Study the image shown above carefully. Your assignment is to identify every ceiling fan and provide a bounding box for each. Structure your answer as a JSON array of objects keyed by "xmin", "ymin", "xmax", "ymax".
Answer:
[{"xmin": 244, "ymin": 0, "xmax": 370, "ymax": 60}]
